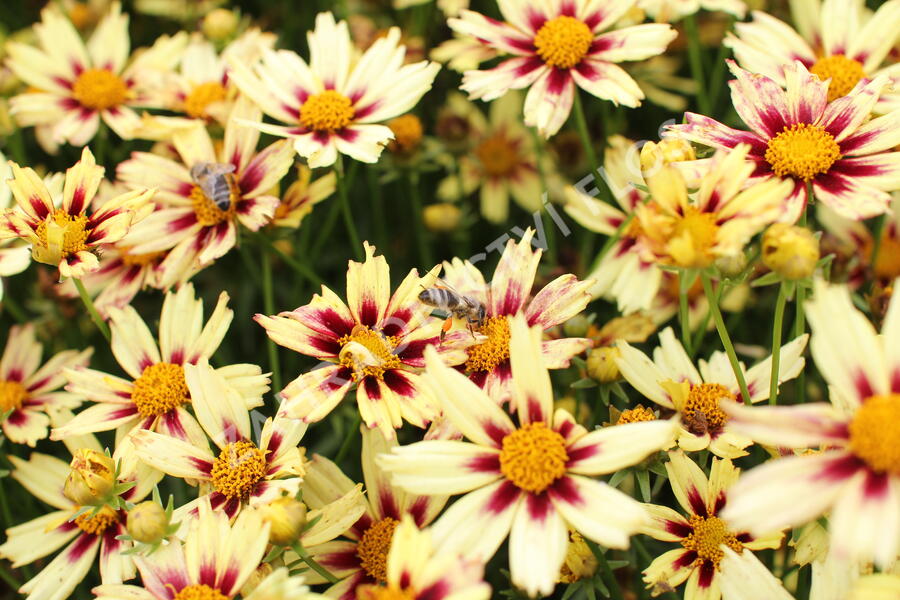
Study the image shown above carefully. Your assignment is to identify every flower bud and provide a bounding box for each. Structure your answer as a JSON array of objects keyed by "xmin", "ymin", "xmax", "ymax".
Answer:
[
  {"xmin": 259, "ymin": 497, "xmax": 308, "ymax": 546},
  {"xmin": 562, "ymin": 314, "xmax": 590, "ymax": 338},
  {"xmin": 423, "ymin": 203, "xmax": 462, "ymax": 233},
  {"xmin": 656, "ymin": 138, "xmax": 696, "ymax": 163},
  {"xmin": 387, "ymin": 114, "xmax": 423, "ymax": 155},
  {"xmin": 126, "ymin": 501, "xmax": 169, "ymax": 544},
  {"xmin": 715, "ymin": 252, "xmax": 747, "ymax": 277},
  {"xmin": 202, "ymin": 9, "xmax": 239, "ymax": 41},
  {"xmin": 64, "ymin": 449, "xmax": 115, "ymax": 506},
  {"xmin": 586, "ymin": 347, "xmax": 621, "ymax": 383},
  {"xmin": 761, "ymin": 223, "xmax": 820, "ymax": 280}
]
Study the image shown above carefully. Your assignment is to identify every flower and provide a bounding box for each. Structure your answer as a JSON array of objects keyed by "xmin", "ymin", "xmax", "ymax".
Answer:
[
  {"xmin": 63, "ymin": 448, "xmax": 116, "ymax": 505},
  {"xmin": 227, "ymin": 12, "xmax": 440, "ymax": 167},
  {"xmin": 639, "ymin": 0, "xmax": 746, "ymax": 22},
  {"xmin": 0, "ymin": 323, "xmax": 90, "ymax": 446},
  {"xmin": 293, "ymin": 426, "xmax": 448, "ymax": 599},
  {"xmin": 0, "ymin": 151, "xmax": 49, "ymax": 298},
  {"xmin": 0, "ymin": 147, "xmax": 154, "ymax": 277},
  {"xmin": 256, "ymin": 242, "xmax": 467, "ymax": 438},
  {"xmin": 440, "ymin": 228, "xmax": 593, "ymax": 403},
  {"xmin": 449, "ymin": 0, "xmax": 676, "ymax": 137},
  {"xmin": 92, "ymin": 498, "xmax": 325, "ymax": 600},
  {"xmin": 720, "ymin": 278, "xmax": 900, "ymax": 569},
  {"xmin": 270, "ymin": 165, "xmax": 336, "ymax": 229},
  {"xmin": 51, "ymin": 284, "xmax": 268, "ymax": 463},
  {"xmin": 760, "ymin": 223, "xmax": 821, "ymax": 280},
  {"xmin": 641, "ymin": 451, "xmax": 783, "ymax": 600},
  {"xmin": 5, "ymin": 3, "xmax": 187, "ymax": 146},
  {"xmin": 616, "ymin": 326, "xmax": 808, "ymax": 458},
  {"xmin": 356, "ymin": 515, "xmax": 491, "ymax": 600},
  {"xmin": 125, "ymin": 500, "xmax": 169, "ymax": 544},
  {"xmin": 435, "ymin": 92, "xmax": 547, "ymax": 223},
  {"xmin": 666, "ymin": 61, "xmax": 900, "ymax": 222},
  {"xmin": 725, "ymin": 0, "xmax": 900, "ymax": 111},
  {"xmin": 117, "ymin": 97, "xmax": 294, "ymax": 288},
  {"xmin": 379, "ymin": 315, "xmax": 677, "ymax": 596}
]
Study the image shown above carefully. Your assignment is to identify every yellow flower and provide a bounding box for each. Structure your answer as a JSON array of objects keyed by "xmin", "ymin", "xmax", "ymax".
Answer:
[{"xmin": 63, "ymin": 448, "xmax": 115, "ymax": 505}]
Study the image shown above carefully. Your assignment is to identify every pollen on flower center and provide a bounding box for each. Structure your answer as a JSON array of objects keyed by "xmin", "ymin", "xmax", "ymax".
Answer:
[
  {"xmin": 499, "ymin": 421, "xmax": 569, "ymax": 493},
  {"xmin": 338, "ymin": 325, "xmax": 402, "ymax": 381},
  {"xmin": 683, "ymin": 383, "xmax": 732, "ymax": 436},
  {"xmin": 74, "ymin": 505, "xmax": 118, "ymax": 535},
  {"xmin": 475, "ymin": 133, "xmax": 519, "ymax": 177},
  {"xmin": 681, "ymin": 515, "xmax": 743, "ymax": 569},
  {"xmin": 356, "ymin": 584, "xmax": 416, "ymax": 600},
  {"xmin": 810, "ymin": 54, "xmax": 866, "ymax": 102},
  {"xmin": 666, "ymin": 206, "xmax": 720, "ymax": 269},
  {"xmin": 183, "ymin": 82, "xmax": 227, "ymax": 118},
  {"xmin": 357, "ymin": 517, "xmax": 399, "ymax": 582},
  {"xmin": 35, "ymin": 209, "xmax": 91, "ymax": 258},
  {"xmin": 120, "ymin": 247, "xmax": 166, "ymax": 267},
  {"xmin": 190, "ymin": 179, "xmax": 239, "ymax": 227},
  {"xmin": 464, "ymin": 316, "xmax": 511, "ymax": 373},
  {"xmin": 534, "ymin": 16, "xmax": 594, "ymax": 69},
  {"xmin": 210, "ymin": 440, "xmax": 267, "ymax": 499},
  {"xmin": 764, "ymin": 123, "xmax": 842, "ymax": 181},
  {"xmin": 72, "ymin": 68, "xmax": 128, "ymax": 110},
  {"xmin": 299, "ymin": 90, "xmax": 355, "ymax": 132},
  {"xmin": 172, "ymin": 584, "xmax": 228, "ymax": 600},
  {"xmin": 616, "ymin": 405, "xmax": 656, "ymax": 425},
  {"xmin": 131, "ymin": 362, "xmax": 190, "ymax": 418},
  {"xmin": 848, "ymin": 394, "xmax": 900, "ymax": 476},
  {"xmin": 0, "ymin": 380, "xmax": 28, "ymax": 412}
]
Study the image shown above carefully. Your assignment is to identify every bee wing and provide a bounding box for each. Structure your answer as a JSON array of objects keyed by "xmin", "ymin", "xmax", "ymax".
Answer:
[{"xmin": 205, "ymin": 162, "xmax": 237, "ymax": 176}]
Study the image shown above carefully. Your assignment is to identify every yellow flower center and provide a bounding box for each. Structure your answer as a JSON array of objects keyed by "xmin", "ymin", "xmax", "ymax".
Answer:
[
  {"xmin": 120, "ymin": 247, "xmax": 166, "ymax": 267},
  {"xmin": 190, "ymin": 181, "xmax": 238, "ymax": 227},
  {"xmin": 357, "ymin": 517, "xmax": 399, "ymax": 582},
  {"xmin": 0, "ymin": 380, "xmax": 28, "ymax": 412},
  {"xmin": 387, "ymin": 114, "xmax": 424, "ymax": 154},
  {"xmin": 558, "ymin": 530, "xmax": 597, "ymax": 583},
  {"xmin": 173, "ymin": 584, "xmax": 228, "ymax": 600},
  {"xmin": 464, "ymin": 316, "xmax": 511, "ymax": 373},
  {"xmin": 616, "ymin": 405, "xmax": 656, "ymax": 425},
  {"xmin": 810, "ymin": 54, "xmax": 866, "ymax": 102},
  {"xmin": 874, "ymin": 234, "xmax": 900, "ymax": 280},
  {"xmin": 299, "ymin": 90, "xmax": 355, "ymax": 132},
  {"xmin": 35, "ymin": 209, "xmax": 91, "ymax": 258},
  {"xmin": 338, "ymin": 325, "xmax": 402, "ymax": 381},
  {"xmin": 72, "ymin": 68, "xmax": 128, "ymax": 111},
  {"xmin": 682, "ymin": 383, "xmax": 731, "ymax": 436},
  {"xmin": 131, "ymin": 363, "xmax": 190, "ymax": 418},
  {"xmin": 210, "ymin": 440, "xmax": 267, "ymax": 499},
  {"xmin": 534, "ymin": 16, "xmax": 594, "ymax": 69},
  {"xmin": 848, "ymin": 394, "xmax": 900, "ymax": 476},
  {"xmin": 356, "ymin": 585, "xmax": 416, "ymax": 600},
  {"xmin": 681, "ymin": 515, "xmax": 743, "ymax": 569},
  {"xmin": 764, "ymin": 123, "xmax": 842, "ymax": 181},
  {"xmin": 668, "ymin": 206, "xmax": 720, "ymax": 268},
  {"xmin": 74, "ymin": 505, "xmax": 118, "ymax": 535},
  {"xmin": 475, "ymin": 133, "xmax": 520, "ymax": 177},
  {"xmin": 183, "ymin": 82, "xmax": 228, "ymax": 119},
  {"xmin": 499, "ymin": 422, "xmax": 569, "ymax": 493}
]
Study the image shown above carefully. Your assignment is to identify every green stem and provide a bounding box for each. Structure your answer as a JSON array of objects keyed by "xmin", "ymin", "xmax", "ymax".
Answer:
[
  {"xmin": 701, "ymin": 272, "xmax": 752, "ymax": 405},
  {"xmin": 684, "ymin": 14, "xmax": 712, "ymax": 115},
  {"xmin": 794, "ymin": 202, "xmax": 809, "ymax": 404},
  {"xmin": 0, "ymin": 291, "xmax": 28, "ymax": 323},
  {"xmin": 336, "ymin": 157, "xmax": 363, "ymax": 262},
  {"xmin": 334, "ymin": 412, "xmax": 362, "ymax": 465},
  {"xmin": 291, "ymin": 543, "xmax": 338, "ymax": 584},
  {"xmin": 260, "ymin": 245, "xmax": 282, "ymax": 400},
  {"xmin": 587, "ymin": 542, "xmax": 624, "ymax": 600},
  {"xmin": 7, "ymin": 128, "xmax": 26, "ymax": 166},
  {"xmin": 407, "ymin": 172, "xmax": 433, "ymax": 267},
  {"xmin": 678, "ymin": 271, "xmax": 693, "ymax": 356},
  {"xmin": 769, "ymin": 282, "xmax": 788, "ymax": 405},
  {"xmin": 869, "ymin": 213, "xmax": 886, "ymax": 286},
  {"xmin": 73, "ymin": 278, "xmax": 110, "ymax": 342},
  {"xmin": 0, "ymin": 562, "xmax": 20, "ymax": 592},
  {"xmin": 368, "ymin": 166, "xmax": 387, "ymax": 250},
  {"xmin": 258, "ymin": 233, "xmax": 322, "ymax": 287},
  {"xmin": 0, "ymin": 477, "xmax": 13, "ymax": 528},
  {"xmin": 571, "ymin": 91, "xmax": 607, "ymax": 203}
]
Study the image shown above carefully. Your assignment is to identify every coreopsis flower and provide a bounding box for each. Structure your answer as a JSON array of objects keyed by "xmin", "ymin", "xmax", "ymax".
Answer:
[
  {"xmin": 440, "ymin": 228, "xmax": 593, "ymax": 403},
  {"xmin": 725, "ymin": 0, "xmax": 900, "ymax": 111},
  {"xmin": 117, "ymin": 98, "xmax": 294, "ymax": 288},
  {"xmin": 0, "ymin": 147, "xmax": 154, "ymax": 277},
  {"xmin": 0, "ymin": 324, "xmax": 90, "ymax": 445},
  {"xmin": 639, "ymin": 0, "xmax": 746, "ymax": 22},
  {"xmin": 0, "ymin": 151, "xmax": 41, "ymax": 298},
  {"xmin": 449, "ymin": 0, "xmax": 677, "ymax": 137},
  {"xmin": 294, "ymin": 426, "xmax": 448, "ymax": 599},
  {"xmin": 51, "ymin": 284, "xmax": 268, "ymax": 458},
  {"xmin": 93, "ymin": 499, "xmax": 325, "ymax": 600},
  {"xmin": 256, "ymin": 243, "xmax": 467, "ymax": 438},
  {"xmin": 227, "ymin": 12, "xmax": 440, "ymax": 167},
  {"xmin": 436, "ymin": 92, "xmax": 546, "ymax": 224},
  {"xmin": 616, "ymin": 327, "xmax": 808, "ymax": 458},
  {"xmin": 356, "ymin": 516, "xmax": 491, "ymax": 600},
  {"xmin": 667, "ymin": 61, "xmax": 900, "ymax": 222},
  {"xmin": 641, "ymin": 451, "xmax": 783, "ymax": 600},
  {"xmin": 721, "ymin": 278, "xmax": 900, "ymax": 569},
  {"xmin": 379, "ymin": 315, "xmax": 677, "ymax": 596},
  {"xmin": 270, "ymin": 165, "xmax": 336, "ymax": 229},
  {"xmin": 0, "ymin": 443, "xmax": 155, "ymax": 600},
  {"xmin": 5, "ymin": 3, "xmax": 187, "ymax": 146}
]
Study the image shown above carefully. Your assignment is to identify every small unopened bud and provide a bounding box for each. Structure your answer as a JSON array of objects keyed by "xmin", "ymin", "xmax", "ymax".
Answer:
[
  {"xmin": 202, "ymin": 8, "xmax": 239, "ymax": 41},
  {"xmin": 64, "ymin": 449, "xmax": 115, "ymax": 506},
  {"xmin": 762, "ymin": 223, "xmax": 819, "ymax": 280},
  {"xmin": 715, "ymin": 252, "xmax": 747, "ymax": 277},
  {"xmin": 387, "ymin": 114, "xmax": 423, "ymax": 155},
  {"xmin": 656, "ymin": 138, "xmax": 696, "ymax": 163},
  {"xmin": 260, "ymin": 497, "xmax": 308, "ymax": 546},
  {"xmin": 126, "ymin": 501, "xmax": 169, "ymax": 543},
  {"xmin": 423, "ymin": 203, "xmax": 462, "ymax": 233},
  {"xmin": 586, "ymin": 347, "xmax": 621, "ymax": 383},
  {"xmin": 435, "ymin": 111, "xmax": 471, "ymax": 151},
  {"xmin": 563, "ymin": 314, "xmax": 590, "ymax": 338}
]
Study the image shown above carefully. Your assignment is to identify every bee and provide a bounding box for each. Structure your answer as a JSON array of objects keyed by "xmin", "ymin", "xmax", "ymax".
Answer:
[
  {"xmin": 418, "ymin": 280, "xmax": 486, "ymax": 342},
  {"xmin": 190, "ymin": 161, "xmax": 236, "ymax": 211}
]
